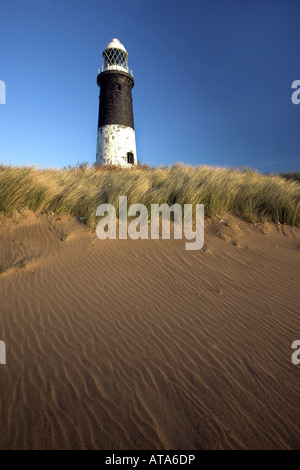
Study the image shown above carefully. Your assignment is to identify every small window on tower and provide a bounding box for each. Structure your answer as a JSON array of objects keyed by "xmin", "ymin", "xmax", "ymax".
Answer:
[
  {"xmin": 115, "ymin": 84, "xmax": 121, "ymax": 91},
  {"xmin": 127, "ymin": 152, "xmax": 134, "ymax": 164}
]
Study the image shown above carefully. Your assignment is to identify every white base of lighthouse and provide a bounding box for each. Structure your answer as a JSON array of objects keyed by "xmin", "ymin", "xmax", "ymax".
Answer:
[{"xmin": 96, "ymin": 125, "xmax": 137, "ymax": 167}]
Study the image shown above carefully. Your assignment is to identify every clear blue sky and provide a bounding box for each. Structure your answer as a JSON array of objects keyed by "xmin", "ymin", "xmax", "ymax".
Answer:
[{"xmin": 0, "ymin": 0, "xmax": 299, "ymax": 172}]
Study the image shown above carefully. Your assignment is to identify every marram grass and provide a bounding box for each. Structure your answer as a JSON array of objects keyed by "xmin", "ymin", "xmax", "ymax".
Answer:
[{"xmin": 0, "ymin": 164, "xmax": 299, "ymax": 227}]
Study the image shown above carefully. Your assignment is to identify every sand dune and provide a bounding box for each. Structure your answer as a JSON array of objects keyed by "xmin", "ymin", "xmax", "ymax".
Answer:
[{"xmin": 0, "ymin": 211, "xmax": 300, "ymax": 449}]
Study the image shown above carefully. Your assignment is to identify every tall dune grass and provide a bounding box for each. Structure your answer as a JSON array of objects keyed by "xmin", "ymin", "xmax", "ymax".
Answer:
[
  {"xmin": 0, "ymin": 164, "xmax": 299, "ymax": 227},
  {"xmin": 280, "ymin": 171, "xmax": 300, "ymax": 184}
]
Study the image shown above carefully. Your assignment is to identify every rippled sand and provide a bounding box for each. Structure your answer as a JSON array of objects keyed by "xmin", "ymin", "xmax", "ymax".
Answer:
[{"xmin": 0, "ymin": 212, "xmax": 300, "ymax": 449}]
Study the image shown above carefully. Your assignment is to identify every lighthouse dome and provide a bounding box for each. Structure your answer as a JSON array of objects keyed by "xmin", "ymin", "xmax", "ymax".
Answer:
[
  {"xmin": 105, "ymin": 38, "xmax": 127, "ymax": 54},
  {"xmin": 102, "ymin": 38, "xmax": 132, "ymax": 76}
]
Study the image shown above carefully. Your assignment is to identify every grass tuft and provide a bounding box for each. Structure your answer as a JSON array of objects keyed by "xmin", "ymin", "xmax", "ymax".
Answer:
[{"xmin": 0, "ymin": 253, "xmax": 30, "ymax": 274}]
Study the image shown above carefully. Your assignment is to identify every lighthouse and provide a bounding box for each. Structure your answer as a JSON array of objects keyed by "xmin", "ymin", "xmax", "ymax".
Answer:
[{"xmin": 96, "ymin": 38, "xmax": 137, "ymax": 166}]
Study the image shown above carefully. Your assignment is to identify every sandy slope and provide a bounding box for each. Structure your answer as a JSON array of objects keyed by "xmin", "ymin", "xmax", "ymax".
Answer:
[{"xmin": 0, "ymin": 211, "xmax": 300, "ymax": 449}]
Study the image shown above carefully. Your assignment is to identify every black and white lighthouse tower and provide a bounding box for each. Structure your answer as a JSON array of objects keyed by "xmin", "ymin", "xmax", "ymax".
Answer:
[{"xmin": 96, "ymin": 38, "xmax": 137, "ymax": 166}]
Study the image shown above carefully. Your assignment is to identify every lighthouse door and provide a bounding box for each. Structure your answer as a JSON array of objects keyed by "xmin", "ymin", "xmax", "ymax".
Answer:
[{"xmin": 127, "ymin": 152, "xmax": 134, "ymax": 164}]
